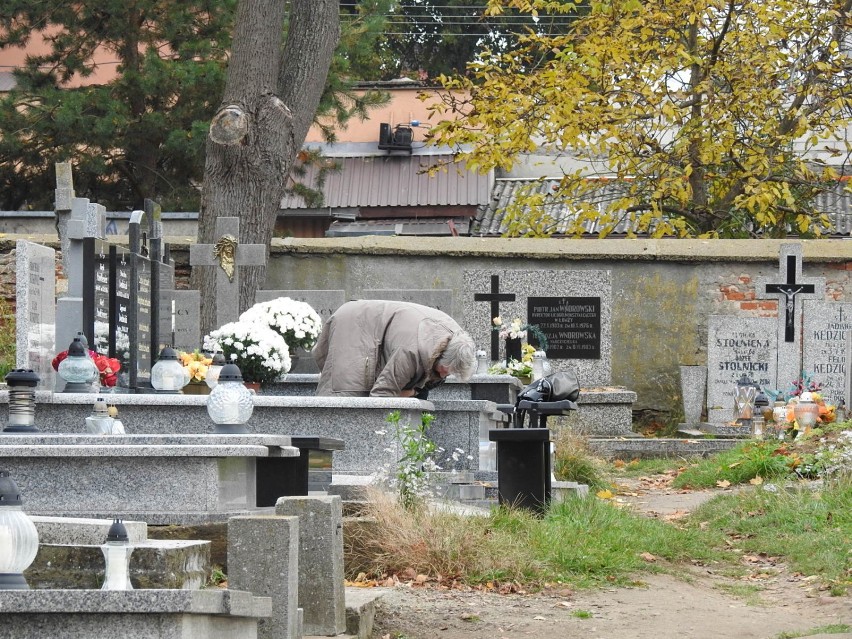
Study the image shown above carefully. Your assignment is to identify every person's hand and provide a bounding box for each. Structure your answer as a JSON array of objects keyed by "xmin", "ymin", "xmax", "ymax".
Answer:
[{"xmin": 399, "ymin": 389, "xmax": 416, "ymax": 398}]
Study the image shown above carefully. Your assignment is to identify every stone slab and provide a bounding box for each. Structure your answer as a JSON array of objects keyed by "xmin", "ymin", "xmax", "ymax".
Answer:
[
  {"xmin": 229, "ymin": 515, "xmax": 300, "ymax": 639},
  {"xmin": 802, "ymin": 300, "xmax": 852, "ymax": 406},
  {"xmin": 15, "ymin": 240, "xmax": 56, "ymax": 389},
  {"xmin": 0, "ymin": 589, "xmax": 271, "ymax": 639},
  {"xmin": 463, "ymin": 269, "xmax": 612, "ymax": 386},
  {"xmin": 32, "ymin": 516, "xmax": 148, "ymax": 545},
  {"xmin": 28, "ymin": 538, "xmax": 210, "ymax": 590},
  {"xmin": 276, "ymin": 496, "xmax": 346, "ymax": 636},
  {"xmin": 707, "ymin": 316, "xmax": 777, "ymax": 423}
]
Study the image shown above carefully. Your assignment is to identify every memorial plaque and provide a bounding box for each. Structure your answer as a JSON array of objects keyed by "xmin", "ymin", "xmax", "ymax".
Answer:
[
  {"xmin": 803, "ymin": 301, "xmax": 852, "ymax": 406},
  {"xmin": 527, "ymin": 296, "xmax": 601, "ymax": 359},
  {"xmin": 706, "ymin": 316, "xmax": 777, "ymax": 423}
]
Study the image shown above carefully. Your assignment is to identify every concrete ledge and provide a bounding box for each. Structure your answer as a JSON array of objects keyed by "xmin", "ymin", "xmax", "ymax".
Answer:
[
  {"xmin": 587, "ymin": 437, "xmax": 742, "ymax": 460},
  {"xmin": 0, "ymin": 589, "xmax": 271, "ymax": 639}
]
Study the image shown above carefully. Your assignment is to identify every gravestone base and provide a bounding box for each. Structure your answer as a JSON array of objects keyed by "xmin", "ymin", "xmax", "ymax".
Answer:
[
  {"xmin": 676, "ymin": 422, "xmax": 714, "ymax": 437},
  {"xmin": 0, "ymin": 590, "xmax": 271, "ymax": 639}
]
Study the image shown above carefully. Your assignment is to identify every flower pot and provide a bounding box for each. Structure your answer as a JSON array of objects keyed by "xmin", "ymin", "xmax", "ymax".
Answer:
[
  {"xmin": 182, "ymin": 381, "xmax": 210, "ymax": 395},
  {"xmin": 244, "ymin": 382, "xmax": 261, "ymax": 394}
]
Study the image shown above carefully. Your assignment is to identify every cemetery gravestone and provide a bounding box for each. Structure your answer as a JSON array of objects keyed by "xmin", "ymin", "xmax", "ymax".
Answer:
[
  {"xmin": 706, "ymin": 316, "xmax": 777, "ymax": 424},
  {"xmin": 802, "ymin": 301, "xmax": 852, "ymax": 406},
  {"xmin": 755, "ymin": 243, "xmax": 825, "ymax": 393},
  {"xmin": 465, "ymin": 269, "xmax": 612, "ymax": 386},
  {"xmin": 15, "ymin": 241, "xmax": 56, "ymax": 389},
  {"xmin": 189, "ymin": 217, "xmax": 266, "ymax": 329},
  {"xmin": 472, "ymin": 274, "xmax": 516, "ymax": 361}
]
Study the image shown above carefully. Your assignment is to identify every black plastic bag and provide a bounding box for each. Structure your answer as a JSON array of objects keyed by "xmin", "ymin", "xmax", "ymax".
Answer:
[{"xmin": 517, "ymin": 371, "xmax": 580, "ymax": 404}]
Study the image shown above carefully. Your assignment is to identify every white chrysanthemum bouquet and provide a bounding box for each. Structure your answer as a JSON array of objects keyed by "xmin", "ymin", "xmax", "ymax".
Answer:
[
  {"xmin": 239, "ymin": 297, "xmax": 323, "ymax": 353},
  {"xmin": 203, "ymin": 321, "xmax": 291, "ymax": 384}
]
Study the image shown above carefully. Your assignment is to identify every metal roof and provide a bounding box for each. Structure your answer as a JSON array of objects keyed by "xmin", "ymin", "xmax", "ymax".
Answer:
[
  {"xmin": 281, "ymin": 154, "xmax": 493, "ymax": 210},
  {"xmin": 473, "ymin": 178, "xmax": 852, "ymax": 237},
  {"xmin": 325, "ymin": 216, "xmax": 470, "ymax": 237}
]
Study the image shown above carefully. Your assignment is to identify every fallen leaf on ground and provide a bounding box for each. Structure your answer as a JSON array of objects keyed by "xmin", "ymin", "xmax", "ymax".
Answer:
[
  {"xmin": 596, "ymin": 489, "xmax": 615, "ymax": 499},
  {"xmin": 749, "ymin": 476, "xmax": 764, "ymax": 485},
  {"xmin": 716, "ymin": 480, "xmax": 732, "ymax": 488},
  {"xmin": 640, "ymin": 552, "xmax": 657, "ymax": 562}
]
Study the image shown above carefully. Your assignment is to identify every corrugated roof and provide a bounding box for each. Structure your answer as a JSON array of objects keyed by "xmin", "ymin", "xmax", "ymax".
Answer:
[
  {"xmin": 281, "ymin": 155, "xmax": 493, "ymax": 210},
  {"xmin": 326, "ymin": 216, "xmax": 470, "ymax": 237},
  {"xmin": 473, "ymin": 178, "xmax": 852, "ymax": 237}
]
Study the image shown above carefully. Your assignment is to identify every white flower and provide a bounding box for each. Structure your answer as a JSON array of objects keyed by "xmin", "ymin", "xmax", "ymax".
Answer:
[{"xmin": 240, "ymin": 297, "xmax": 323, "ymax": 353}]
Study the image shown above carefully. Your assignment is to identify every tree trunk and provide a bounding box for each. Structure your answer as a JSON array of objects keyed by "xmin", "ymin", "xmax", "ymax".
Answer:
[{"xmin": 195, "ymin": 0, "xmax": 339, "ymax": 337}]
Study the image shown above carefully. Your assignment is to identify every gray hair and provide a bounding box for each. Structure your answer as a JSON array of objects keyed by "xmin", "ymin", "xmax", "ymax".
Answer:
[{"xmin": 439, "ymin": 331, "xmax": 477, "ymax": 382}]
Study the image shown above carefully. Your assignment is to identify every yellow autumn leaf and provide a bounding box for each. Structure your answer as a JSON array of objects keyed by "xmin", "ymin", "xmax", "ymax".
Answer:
[
  {"xmin": 596, "ymin": 489, "xmax": 615, "ymax": 499},
  {"xmin": 749, "ymin": 476, "xmax": 764, "ymax": 485},
  {"xmin": 716, "ymin": 480, "xmax": 731, "ymax": 488}
]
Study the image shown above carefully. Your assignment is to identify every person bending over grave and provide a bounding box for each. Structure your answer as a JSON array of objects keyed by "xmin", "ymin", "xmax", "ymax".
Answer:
[{"xmin": 314, "ymin": 299, "xmax": 477, "ymax": 398}]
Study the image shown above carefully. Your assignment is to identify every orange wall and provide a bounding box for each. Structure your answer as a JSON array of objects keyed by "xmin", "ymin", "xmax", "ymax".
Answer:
[
  {"xmin": 0, "ymin": 30, "xmax": 119, "ymax": 86},
  {"xmin": 305, "ymin": 87, "xmax": 457, "ymax": 144}
]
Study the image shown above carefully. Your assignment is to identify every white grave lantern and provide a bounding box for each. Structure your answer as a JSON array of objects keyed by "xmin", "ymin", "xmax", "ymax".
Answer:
[
  {"xmin": 205, "ymin": 352, "xmax": 227, "ymax": 389},
  {"xmin": 206, "ymin": 364, "xmax": 254, "ymax": 434},
  {"xmin": 0, "ymin": 470, "xmax": 39, "ymax": 590},
  {"xmin": 101, "ymin": 519, "xmax": 133, "ymax": 590},
  {"xmin": 150, "ymin": 346, "xmax": 189, "ymax": 393},
  {"xmin": 57, "ymin": 337, "xmax": 99, "ymax": 392}
]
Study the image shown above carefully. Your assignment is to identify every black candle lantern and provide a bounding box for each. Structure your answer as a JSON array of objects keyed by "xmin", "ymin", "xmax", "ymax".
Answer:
[{"xmin": 4, "ymin": 369, "xmax": 40, "ymax": 433}]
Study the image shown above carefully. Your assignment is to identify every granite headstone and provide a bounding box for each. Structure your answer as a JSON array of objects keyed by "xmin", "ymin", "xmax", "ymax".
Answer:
[
  {"xmin": 706, "ymin": 316, "xmax": 777, "ymax": 423},
  {"xmin": 15, "ymin": 240, "xmax": 56, "ymax": 389}
]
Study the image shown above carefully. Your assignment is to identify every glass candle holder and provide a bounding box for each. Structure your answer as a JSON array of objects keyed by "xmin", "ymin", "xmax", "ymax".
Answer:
[{"xmin": 4, "ymin": 369, "xmax": 40, "ymax": 433}]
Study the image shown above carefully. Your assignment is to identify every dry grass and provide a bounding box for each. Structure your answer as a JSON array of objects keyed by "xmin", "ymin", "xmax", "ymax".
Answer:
[{"xmin": 345, "ymin": 486, "xmax": 541, "ymax": 583}]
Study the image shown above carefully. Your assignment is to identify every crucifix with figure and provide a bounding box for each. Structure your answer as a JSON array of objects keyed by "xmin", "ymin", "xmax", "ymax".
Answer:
[
  {"xmin": 189, "ymin": 217, "xmax": 266, "ymax": 329},
  {"xmin": 474, "ymin": 274, "xmax": 516, "ymax": 360},
  {"xmin": 755, "ymin": 243, "xmax": 824, "ymax": 394}
]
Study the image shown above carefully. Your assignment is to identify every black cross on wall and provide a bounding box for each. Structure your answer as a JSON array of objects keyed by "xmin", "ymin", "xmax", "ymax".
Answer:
[
  {"xmin": 765, "ymin": 255, "xmax": 815, "ymax": 343},
  {"xmin": 474, "ymin": 274, "xmax": 516, "ymax": 360}
]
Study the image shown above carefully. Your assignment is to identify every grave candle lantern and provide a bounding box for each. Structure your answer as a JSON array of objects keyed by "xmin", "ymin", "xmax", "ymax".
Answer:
[
  {"xmin": 206, "ymin": 364, "xmax": 253, "ymax": 434},
  {"xmin": 0, "ymin": 470, "xmax": 39, "ymax": 590},
  {"xmin": 4, "ymin": 369, "xmax": 40, "ymax": 433},
  {"xmin": 793, "ymin": 392, "xmax": 820, "ymax": 431},
  {"xmin": 150, "ymin": 346, "xmax": 189, "ymax": 393},
  {"xmin": 101, "ymin": 518, "xmax": 133, "ymax": 590},
  {"xmin": 57, "ymin": 337, "xmax": 99, "ymax": 392},
  {"xmin": 205, "ymin": 352, "xmax": 227, "ymax": 389},
  {"xmin": 733, "ymin": 374, "xmax": 758, "ymax": 426}
]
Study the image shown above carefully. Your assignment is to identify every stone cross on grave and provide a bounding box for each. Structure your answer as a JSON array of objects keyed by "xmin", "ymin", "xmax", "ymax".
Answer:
[
  {"xmin": 474, "ymin": 274, "xmax": 516, "ymax": 360},
  {"xmin": 189, "ymin": 217, "xmax": 266, "ymax": 328},
  {"xmin": 755, "ymin": 243, "xmax": 825, "ymax": 393}
]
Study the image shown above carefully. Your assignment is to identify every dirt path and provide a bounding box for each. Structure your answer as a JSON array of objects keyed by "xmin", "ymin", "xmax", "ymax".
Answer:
[{"xmin": 371, "ymin": 477, "xmax": 851, "ymax": 639}]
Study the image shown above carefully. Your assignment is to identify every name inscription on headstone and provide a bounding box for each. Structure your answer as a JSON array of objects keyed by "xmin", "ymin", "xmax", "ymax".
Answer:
[
  {"xmin": 706, "ymin": 317, "xmax": 777, "ymax": 423},
  {"xmin": 527, "ymin": 296, "xmax": 601, "ymax": 359},
  {"xmin": 803, "ymin": 302, "xmax": 852, "ymax": 406}
]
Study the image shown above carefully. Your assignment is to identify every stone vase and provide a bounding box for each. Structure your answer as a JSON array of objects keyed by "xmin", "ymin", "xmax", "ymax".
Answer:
[
  {"xmin": 505, "ymin": 337, "xmax": 523, "ymax": 362},
  {"xmin": 679, "ymin": 365, "xmax": 707, "ymax": 425}
]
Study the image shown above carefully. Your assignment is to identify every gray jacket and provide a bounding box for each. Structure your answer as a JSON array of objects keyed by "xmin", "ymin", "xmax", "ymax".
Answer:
[{"xmin": 313, "ymin": 300, "xmax": 462, "ymax": 396}]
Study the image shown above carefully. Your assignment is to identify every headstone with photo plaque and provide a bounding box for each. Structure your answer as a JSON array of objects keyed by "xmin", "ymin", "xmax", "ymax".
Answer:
[{"xmin": 15, "ymin": 240, "xmax": 57, "ymax": 389}]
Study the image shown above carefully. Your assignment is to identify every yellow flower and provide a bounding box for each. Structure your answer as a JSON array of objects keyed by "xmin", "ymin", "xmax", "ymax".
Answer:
[{"xmin": 179, "ymin": 350, "xmax": 212, "ymax": 382}]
